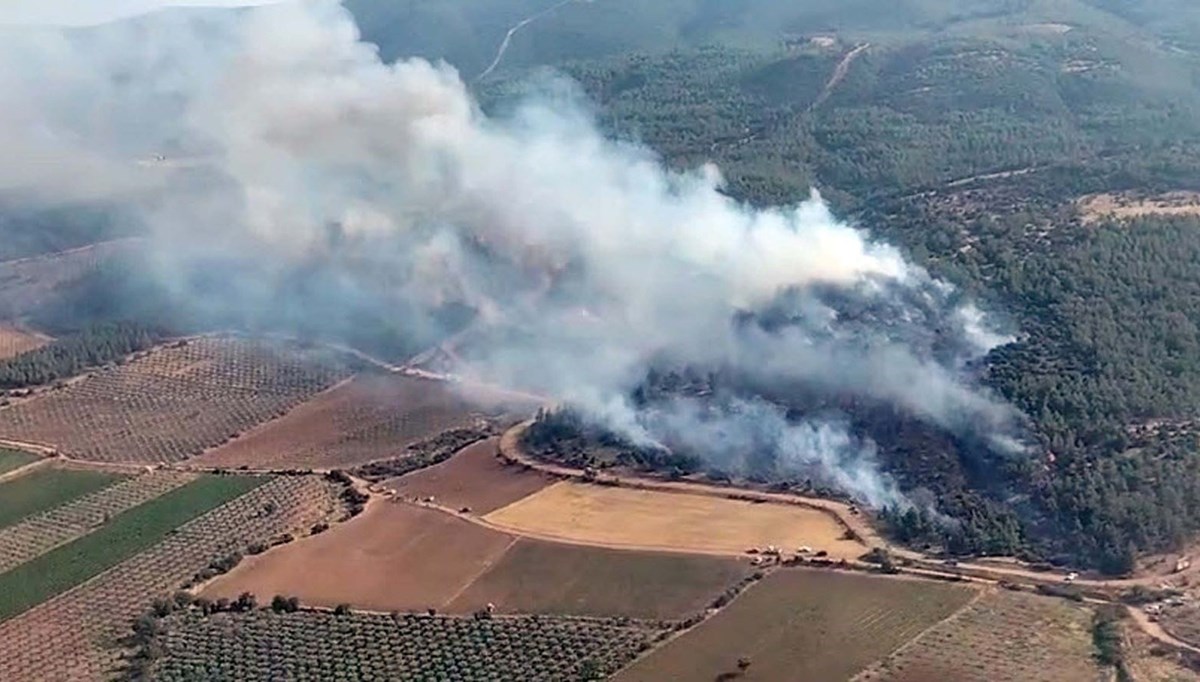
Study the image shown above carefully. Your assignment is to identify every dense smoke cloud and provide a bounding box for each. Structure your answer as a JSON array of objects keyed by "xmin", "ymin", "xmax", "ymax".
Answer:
[{"xmin": 0, "ymin": 0, "xmax": 1026, "ymax": 506}]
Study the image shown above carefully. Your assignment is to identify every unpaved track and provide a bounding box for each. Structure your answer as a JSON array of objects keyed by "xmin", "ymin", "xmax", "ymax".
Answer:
[
  {"xmin": 810, "ymin": 42, "xmax": 870, "ymax": 111},
  {"xmin": 476, "ymin": 0, "xmax": 586, "ymax": 81}
]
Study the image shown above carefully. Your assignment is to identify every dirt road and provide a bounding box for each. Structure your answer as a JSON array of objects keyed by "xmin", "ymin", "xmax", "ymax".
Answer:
[
  {"xmin": 810, "ymin": 42, "xmax": 870, "ymax": 111},
  {"xmin": 476, "ymin": 0, "xmax": 584, "ymax": 81}
]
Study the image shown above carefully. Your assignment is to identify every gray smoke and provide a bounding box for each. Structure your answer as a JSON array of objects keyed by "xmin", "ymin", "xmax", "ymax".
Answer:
[{"xmin": 0, "ymin": 0, "xmax": 1026, "ymax": 507}]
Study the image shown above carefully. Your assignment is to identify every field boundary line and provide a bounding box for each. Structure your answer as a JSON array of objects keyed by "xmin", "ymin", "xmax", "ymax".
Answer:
[
  {"xmin": 849, "ymin": 586, "xmax": 990, "ymax": 682},
  {"xmin": 439, "ymin": 536, "xmax": 521, "ymax": 609},
  {"xmin": 0, "ymin": 456, "xmax": 52, "ymax": 483}
]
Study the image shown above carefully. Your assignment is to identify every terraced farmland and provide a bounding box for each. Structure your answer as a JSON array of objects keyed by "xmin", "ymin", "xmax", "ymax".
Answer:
[
  {"xmin": 853, "ymin": 588, "xmax": 1102, "ymax": 682},
  {"xmin": 616, "ymin": 568, "xmax": 976, "ymax": 681},
  {"xmin": 148, "ymin": 609, "xmax": 671, "ymax": 681},
  {"xmin": 0, "ymin": 337, "xmax": 353, "ymax": 464},
  {"xmin": 0, "ymin": 469, "xmax": 197, "ymax": 572},
  {"xmin": 0, "ymin": 475, "xmax": 345, "ymax": 682}
]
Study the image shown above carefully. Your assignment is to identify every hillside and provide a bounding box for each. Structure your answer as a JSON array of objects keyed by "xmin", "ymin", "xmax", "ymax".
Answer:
[{"xmin": 351, "ymin": 0, "xmax": 1200, "ymax": 573}]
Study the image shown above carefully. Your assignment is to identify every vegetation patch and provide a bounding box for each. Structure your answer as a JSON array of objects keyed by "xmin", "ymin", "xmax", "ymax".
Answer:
[
  {"xmin": 0, "ymin": 474, "xmax": 262, "ymax": 621},
  {"xmin": 0, "ymin": 467, "xmax": 125, "ymax": 530}
]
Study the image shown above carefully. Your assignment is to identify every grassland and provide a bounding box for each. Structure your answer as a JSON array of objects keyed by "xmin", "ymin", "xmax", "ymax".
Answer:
[
  {"xmin": 0, "ymin": 467, "xmax": 124, "ymax": 529},
  {"xmin": 853, "ymin": 589, "xmax": 1102, "ymax": 682},
  {"xmin": 616, "ymin": 569, "xmax": 976, "ymax": 681},
  {"xmin": 484, "ymin": 481, "xmax": 865, "ymax": 558},
  {"xmin": 447, "ymin": 539, "xmax": 750, "ymax": 619},
  {"xmin": 0, "ymin": 474, "xmax": 262, "ymax": 622},
  {"xmin": 0, "ymin": 447, "xmax": 37, "ymax": 475}
]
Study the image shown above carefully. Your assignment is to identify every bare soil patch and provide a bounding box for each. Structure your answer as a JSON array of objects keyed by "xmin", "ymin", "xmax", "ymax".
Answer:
[
  {"xmin": 194, "ymin": 374, "xmax": 491, "ymax": 470},
  {"xmin": 1078, "ymin": 191, "xmax": 1200, "ymax": 224},
  {"xmin": 616, "ymin": 568, "xmax": 975, "ymax": 682},
  {"xmin": 202, "ymin": 501, "xmax": 517, "ymax": 613},
  {"xmin": 484, "ymin": 481, "xmax": 865, "ymax": 558},
  {"xmin": 383, "ymin": 437, "xmax": 555, "ymax": 514},
  {"xmin": 447, "ymin": 539, "xmax": 750, "ymax": 619},
  {"xmin": 0, "ymin": 327, "xmax": 49, "ymax": 360}
]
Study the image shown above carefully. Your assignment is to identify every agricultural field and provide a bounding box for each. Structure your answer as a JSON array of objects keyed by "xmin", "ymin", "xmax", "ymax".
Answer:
[
  {"xmin": 193, "ymin": 373, "xmax": 491, "ymax": 470},
  {"xmin": 447, "ymin": 539, "xmax": 750, "ymax": 619},
  {"xmin": 203, "ymin": 501, "xmax": 518, "ymax": 613},
  {"xmin": 853, "ymin": 588, "xmax": 1102, "ymax": 682},
  {"xmin": 484, "ymin": 481, "xmax": 866, "ymax": 558},
  {"xmin": 0, "ymin": 239, "xmax": 133, "ymax": 319},
  {"xmin": 382, "ymin": 436, "xmax": 556, "ymax": 513},
  {"xmin": 0, "ymin": 474, "xmax": 263, "ymax": 621},
  {"xmin": 0, "ymin": 326, "xmax": 49, "ymax": 359},
  {"xmin": 146, "ymin": 609, "xmax": 671, "ymax": 681},
  {"xmin": 0, "ymin": 469, "xmax": 197, "ymax": 572},
  {"xmin": 616, "ymin": 569, "xmax": 976, "ymax": 682},
  {"xmin": 0, "ymin": 447, "xmax": 37, "ymax": 475},
  {"xmin": 0, "ymin": 336, "xmax": 354, "ymax": 464},
  {"xmin": 0, "ymin": 474, "xmax": 345, "ymax": 682},
  {"xmin": 0, "ymin": 466, "xmax": 125, "ymax": 529}
]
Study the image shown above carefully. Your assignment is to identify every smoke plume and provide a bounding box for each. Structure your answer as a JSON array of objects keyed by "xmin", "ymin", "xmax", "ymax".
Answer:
[{"xmin": 0, "ymin": 0, "xmax": 1026, "ymax": 506}]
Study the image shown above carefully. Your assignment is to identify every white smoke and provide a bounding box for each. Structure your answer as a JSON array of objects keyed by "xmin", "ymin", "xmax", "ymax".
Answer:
[{"xmin": 0, "ymin": 0, "xmax": 1025, "ymax": 506}]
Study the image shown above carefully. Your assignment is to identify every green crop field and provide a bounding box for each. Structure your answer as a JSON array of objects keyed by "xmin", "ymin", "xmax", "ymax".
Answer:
[
  {"xmin": 0, "ymin": 448, "xmax": 38, "ymax": 476},
  {"xmin": 0, "ymin": 467, "xmax": 125, "ymax": 530},
  {"xmin": 0, "ymin": 474, "xmax": 264, "ymax": 621}
]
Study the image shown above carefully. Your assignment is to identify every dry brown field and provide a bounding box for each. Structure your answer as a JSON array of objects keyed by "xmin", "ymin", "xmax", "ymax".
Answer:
[
  {"xmin": 447, "ymin": 539, "xmax": 749, "ymax": 619},
  {"xmin": 0, "ymin": 475, "xmax": 344, "ymax": 682},
  {"xmin": 383, "ymin": 437, "xmax": 556, "ymax": 513},
  {"xmin": 193, "ymin": 373, "xmax": 488, "ymax": 470},
  {"xmin": 616, "ymin": 568, "xmax": 976, "ymax": 681},
  {"xmin": 853, "ymin": 588, "xmax": 1102, "ymax": 682},
  {"xmin": 1159, "ymin": 602, "xmax": 1200, "ymax": 648},
  {"xmin": 202, "ymin": 501, "xmax": 518, "ymax": 613},
  {"xmin": 0, "ymin": 336, "xmax": 351, "ymax": 464},
  {"xmin": 0, "ymin": 326, "xmax": 49, "ymax": 359},
  {"xmin": 483, "ymin": 481, "xmax": 866, "ymax": 558},
  {"xmin": 1078, "ymin": 191, "xmax": 1200, "ymax": 224}
]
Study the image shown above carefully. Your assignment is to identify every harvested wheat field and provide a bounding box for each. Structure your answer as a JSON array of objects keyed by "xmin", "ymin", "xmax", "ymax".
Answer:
[
  {"xmin": 0, "ymin": 336, "xmax": 352, "ymax": 464},
  {"xmin": 194, "ymin": 374, "xmax": 491, "ymax": 470},
  {"xmin": 854, "ymin": 588, "xmax": 1101, "ymax": 682},
  {"xmin": 447, "ymin": 539, "xmax": 749, "ymax": 619},
  {"xmin": 383, "ymin": 437, "xmax": 556, "ymax": 513},
  {"xmin": 0, "ymin": 326, "xmax": 49, "ymax": 359},
  {"xmin": 617, "ymin": 568, "xmax": 976, "ymax": 682},
  {"xmin": 203, "ymin": 501, "xmax": 517, "ymax": 612},
  {"xmin": 484, "ymin": 481, "xmax": 865, "ymax": 558}
]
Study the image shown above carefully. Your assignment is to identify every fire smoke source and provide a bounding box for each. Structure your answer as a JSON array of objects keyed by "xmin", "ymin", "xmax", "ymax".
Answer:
[{"xmin": 0, "ymin": 0, "xmax": 1026, "ymax": 507}]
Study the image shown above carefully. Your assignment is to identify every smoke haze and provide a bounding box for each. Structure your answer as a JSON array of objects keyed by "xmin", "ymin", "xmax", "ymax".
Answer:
[{"xmin": 0, "ymin": 0, "xmax": 1026, "ymax": 506}]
